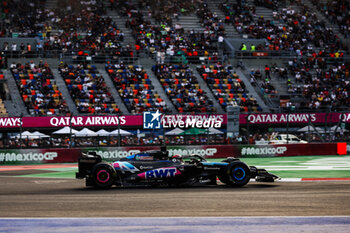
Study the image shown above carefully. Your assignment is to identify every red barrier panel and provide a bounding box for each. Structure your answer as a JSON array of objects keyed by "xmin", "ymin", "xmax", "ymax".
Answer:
[
  {"xmin": 238, "ymin": 143, "xmax": 343, "ymax": 158},
  {"xmin": 337, "ymin": 143, "xmax": 347, "ymax": 155},
  {"xmin": 0, "ymin": 143, "xmax": 344, "ymax": 165}
]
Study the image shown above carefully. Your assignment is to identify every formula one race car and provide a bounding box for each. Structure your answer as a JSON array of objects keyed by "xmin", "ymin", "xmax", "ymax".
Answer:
[{"xmin": 76, "ymin": 148, "xmax": 279, "ymax": 188}]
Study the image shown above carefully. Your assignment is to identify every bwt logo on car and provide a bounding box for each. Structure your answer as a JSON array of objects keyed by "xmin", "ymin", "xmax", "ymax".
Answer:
[
  {"xmin": 143, "ymin": 167, "xmax": 180, "ymax": 179},
  {"xmin": 143, "ymin": 110, "xmax": 162, "ymax": 129},
  {"xmin": 241, "ymin": 147, "xmax": 287, "ymax": 156}
]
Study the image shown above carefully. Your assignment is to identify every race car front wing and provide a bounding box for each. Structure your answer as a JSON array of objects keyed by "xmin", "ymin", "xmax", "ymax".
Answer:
[{"xmin": 249, "ymin": 166, "xmax": 280, "ymax": 182}]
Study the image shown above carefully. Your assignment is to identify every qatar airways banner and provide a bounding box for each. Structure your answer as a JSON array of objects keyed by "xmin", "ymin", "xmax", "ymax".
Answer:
[
  {"xmin": 0, "ymin": 112, "xmax": 348, "ymax": 129},
  {"xmin": 0, "ymin": 115, "xmax": 139, "ymax": 128},
  {"xmin": 0, "ymin": 143, "xmax": 345, "ymax": 164},
  {"xmin": 0, "ymin": 114, "xmax": 227, "ymax": 129},
  {"xmin": 240, "ymin": 112, "xmax": 350, "ymax": 124}
]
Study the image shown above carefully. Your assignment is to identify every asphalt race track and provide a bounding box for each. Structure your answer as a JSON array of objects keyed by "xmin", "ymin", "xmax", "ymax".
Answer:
[
  {"xmin": 1, "ymin": 175, "xmax": 350, "ymax": 217},
  {"xmin": 1, "ymin": 167, "xmax": 350, "ymax": 232}
]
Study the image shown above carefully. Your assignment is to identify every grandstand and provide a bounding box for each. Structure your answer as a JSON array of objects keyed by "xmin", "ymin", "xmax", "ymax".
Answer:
[
  {"xmin": 10, "ymin": 61, "xmax": 69, "ymax": 116},
  {"xmin": 0, "ymin": 0, "xmax": 349, "ymax": 148},
  {"xmin": 106, "ymin": 63, "xmax": 169, "ymax": 114}
]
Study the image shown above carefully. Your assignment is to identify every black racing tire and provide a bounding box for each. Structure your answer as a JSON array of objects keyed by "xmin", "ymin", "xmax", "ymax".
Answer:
[
  {"xmin": 91, "ymin": 162, "xmax": 116, "ymax": 189},
  {"xmin": 85, "ymin": 177, "xmax": 95, "ymax": 187},
  {"xmin": 218, "ymin": 168, "xmax": 230, "ymax": 184},
  {"xmin": 225, "ymin": 161, "xmax": 251, "ymax": 187}
]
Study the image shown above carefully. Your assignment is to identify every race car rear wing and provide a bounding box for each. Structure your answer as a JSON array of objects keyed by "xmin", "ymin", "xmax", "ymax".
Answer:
[{"xmin": 76, "ymin": 152, "xmax": 102, "ymax": 179}]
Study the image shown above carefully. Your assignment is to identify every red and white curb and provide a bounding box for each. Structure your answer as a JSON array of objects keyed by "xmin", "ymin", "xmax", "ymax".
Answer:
[
  {"xmin": 0, "ymin": 164, "xmax": 77, "ymax": 171},
  {"xmin": 249, "ymin": 178, "xmax": 350, "ymax": 182},
  {"xmin": 274, "ymin": 178, "xmax": 350, "ymax": 182}
]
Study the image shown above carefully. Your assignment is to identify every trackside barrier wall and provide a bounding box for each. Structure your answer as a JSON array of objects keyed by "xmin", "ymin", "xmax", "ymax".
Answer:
[{"xmin": 0, "ymin": 143, "xmax": 346, "ymax": 165}]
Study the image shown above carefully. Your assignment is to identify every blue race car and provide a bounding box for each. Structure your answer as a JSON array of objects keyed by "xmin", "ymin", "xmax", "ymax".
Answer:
[{"xmin": 76, "ymin": 147, "xmax": 279, "ymax": 188}]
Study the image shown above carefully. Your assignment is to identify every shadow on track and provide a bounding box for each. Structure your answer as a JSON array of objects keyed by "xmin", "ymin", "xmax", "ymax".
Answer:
[{"xmin": 71, "ymin": 182, "xmax": 280, "ymax": 192}]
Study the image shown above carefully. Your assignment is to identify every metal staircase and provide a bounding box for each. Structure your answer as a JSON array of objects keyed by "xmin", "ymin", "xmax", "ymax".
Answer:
[
  {"xmin": 190, "ymin": 65, "xmax": 225, "ymax": 113},
  {"xmin": 97, "ymin": 67, "xmax": 130, "ymax": 114},
  {"xmin": 142, "ymin": 64, "xmax": 178, "ymax": 113},
  {"xmin": 51, "ymin": 68, "xmax": 79, "ymax": 115},
  {"xmin": 45, "ymin": 0, "xmax": 57, "ymax": 9},
  {"xmin": 3, "ymin": 70, "xmax": 28, "ymax": 116},
  {"xmin": 206, "ymin": 0, "xmax": 240, "ymax": 38}
]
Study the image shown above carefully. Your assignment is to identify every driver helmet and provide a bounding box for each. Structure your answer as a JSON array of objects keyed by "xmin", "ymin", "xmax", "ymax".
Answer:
[{"xmin": 172, "ymin": 154, "xmax": 183, "ymax": 162}]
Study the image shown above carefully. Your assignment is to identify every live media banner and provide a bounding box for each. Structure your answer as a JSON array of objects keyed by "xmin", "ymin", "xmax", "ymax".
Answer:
[
  {"xmin": 0, "ymin": 114, "xmax": 226, "ymax": 128},
  {"xmin": 0, "ymin": 143, "xmax": 346, "ymax": 165}
]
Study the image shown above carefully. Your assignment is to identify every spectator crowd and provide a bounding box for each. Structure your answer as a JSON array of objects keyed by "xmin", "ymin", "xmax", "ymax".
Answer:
[
  {"xmin": 197, "ymin": 63, "xmax": 261, "ymax": 112},
  {"xmin": 106, "ymin": 62, "xmax": 169, "ymax": 114},
  {"xmin": 153, "ymin": 63, "xmax": 216, "ymax": 113},
  {"xmin": 10, "ymin": 61, "xmax": 69, "ymax": 116},
  {"xmin": 0, "ymin": 0, "xmax": 349, "ymax": 150},
  {"xmin": 59, "ymin": 62, "xmax": 120, "ymax": 114}
]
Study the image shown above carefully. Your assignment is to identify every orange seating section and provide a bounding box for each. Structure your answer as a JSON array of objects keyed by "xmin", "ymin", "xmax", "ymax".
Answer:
[
  {"xmin": 197, "ymin": 65, "xmax": 260, "ymax": 112},
  {"xmin": 59, "ymin": 63, "xmax": 119, "ymax": 114},
  {"xmin": 11, "ymin": 62, "xmax": 69, "ymax": 116},
  {"xmin": 107, "ymin": 64, "xmax": 168, "ymax": 113},
  {"xmin": 153, "ymin": 64, "xmax": 216, "ymax": 113}
]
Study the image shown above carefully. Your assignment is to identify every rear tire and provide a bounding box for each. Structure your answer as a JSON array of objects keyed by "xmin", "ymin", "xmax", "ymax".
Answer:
[
  {"xmin": 85, "ymin": 177, "xmax": 94, "ymax": 187},
  {"xmin": 91, "ymin": 162, "xmax": 116, "ymax": 189},
  {"xmin": 225, "ymin": 161, "xmax": 251, "ymax": 187}
]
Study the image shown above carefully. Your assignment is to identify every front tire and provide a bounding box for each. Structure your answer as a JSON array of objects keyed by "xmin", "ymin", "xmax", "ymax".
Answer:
[
  {"xmin": 225, "ymin": 161, "xmax": 251, "ymax": 187},
  {"xmin": 91, "ymin": 162, "xmax": 116, "ymax": 189}
]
